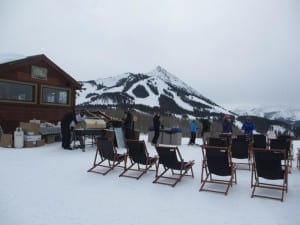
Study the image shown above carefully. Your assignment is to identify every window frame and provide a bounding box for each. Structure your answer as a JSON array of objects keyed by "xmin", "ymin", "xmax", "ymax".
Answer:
[
  {"xmin": 0, "ymin": 79, "xmax": 37, "ymax": 104},
  {"xmin": 40, "ymin": 85, "xmax": 71, "ymax": 106}
]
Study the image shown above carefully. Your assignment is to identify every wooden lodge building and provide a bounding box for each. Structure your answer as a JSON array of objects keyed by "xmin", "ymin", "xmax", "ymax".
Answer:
[{"xmin": 0, "ymin": 54, "xmax": 81, "ymax": 134}]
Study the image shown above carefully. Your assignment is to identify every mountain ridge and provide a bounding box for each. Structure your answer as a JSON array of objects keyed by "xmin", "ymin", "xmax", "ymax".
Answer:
[
  {"xmin": 232, "ymin": 105, "xmax": 300, "ymax": 123},
  {"xmin": 76, "ymin": 66, "xmax": 300, "ymax": 124},
  {"xmin": 76, "ymin": 66, "xmax": 230, "ymax": 117}
]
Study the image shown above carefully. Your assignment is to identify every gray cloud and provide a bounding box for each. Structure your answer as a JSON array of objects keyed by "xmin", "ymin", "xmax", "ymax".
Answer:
[{"xmin": 0, "ymin": 0, "xmax": 299, "ymax": 109}]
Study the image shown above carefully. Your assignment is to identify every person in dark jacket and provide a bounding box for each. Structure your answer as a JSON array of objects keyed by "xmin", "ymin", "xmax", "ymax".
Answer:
[
  {"xmin": 200, "ymin": 118, "xmax": 211, "ymax": 144},
  {"xmin": 222, "ymin": 115, "xmax": 232, "ymax": 133},
  {"xmin": 200, "ymin": 118, "xmax": 211, "ymax": 137},
  {"xmin": 151, "ymin": 110, "xmax": 161, "ymax": 146},
  {"xmin": 61, "ymin": 109, "xmax": 79, "ymax": 150},
  {"xmin": 123, "ymin": 109, "xmax": 134, "ymax": 139}
]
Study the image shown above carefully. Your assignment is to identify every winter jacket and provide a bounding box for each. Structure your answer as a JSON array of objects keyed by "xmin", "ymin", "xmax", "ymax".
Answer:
[
  {"xmin": 242, "ymin": 121, "xmax": 256, "ymax": 135},
  {"xmin": 153, "ymin": 115, "xmax": 160, "ymax": 131},
  {"xmin": 189, "ymin": 122, "xmax": 197, "ymax": 132},
  {"xmin": 222, "ymin": 119, "xmax": 232, "ymax": 133}
]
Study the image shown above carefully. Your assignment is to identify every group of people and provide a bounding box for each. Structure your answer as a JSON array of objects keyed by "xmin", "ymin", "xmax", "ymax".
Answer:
[
  {"xmin": 187, "ymin": 119, "xmax": 211, "ymax": 145},
  {"xmin": 149, "ymin": 110, "xmax": 213, "ymax": 146},
  {"xmin": 187, "ymin": 115, "xmax": 256, "ymax": 145},
  {"xmin": 150, "ymin": 109, "xmax": 257, "ymax": 146},
  {"xmin": 221, "ymin": 115, "xmax": 256, "ymax": 137},
  {"xmin": 187, "ymin": 118, "xmax": 211, "ymax": 145},
  {"xmin": 60, "ymin": 107, "xmax": 258, "ymax": 149}
]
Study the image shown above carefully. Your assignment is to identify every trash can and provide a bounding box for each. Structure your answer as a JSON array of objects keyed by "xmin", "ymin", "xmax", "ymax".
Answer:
[{"xmin": 169, "ymin": 128, "xmax": 182, "ymax": 145}]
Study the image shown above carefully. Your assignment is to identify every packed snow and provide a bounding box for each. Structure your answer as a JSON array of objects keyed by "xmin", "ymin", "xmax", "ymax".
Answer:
[{"xmin": 1, "ymin": 134, "xmax": 300, "ymax": 225}]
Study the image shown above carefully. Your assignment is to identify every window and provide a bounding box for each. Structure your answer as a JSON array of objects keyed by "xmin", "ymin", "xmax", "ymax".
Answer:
[
  {"xmin": 31, "ymin": 65, "xmax": 47, "ymax": 80},
  {"xmin": 0, "ymin": 79, "xmax": 36, "ymax": 103},
  {"xmin": 41, "ymin": 86, "xmax": 70, "ymax": 105}
]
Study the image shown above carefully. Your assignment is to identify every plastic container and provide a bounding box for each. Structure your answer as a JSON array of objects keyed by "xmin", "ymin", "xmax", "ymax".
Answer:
[{"xmin": 14, "ymin": 127, "xmax": 24, "ymax": 148}]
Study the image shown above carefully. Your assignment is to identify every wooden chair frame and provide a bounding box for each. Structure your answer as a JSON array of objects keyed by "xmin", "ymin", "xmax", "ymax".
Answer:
[
  {"xmin": 87, "ymin": 138, "xmax": 125, "ymax": 175},
  {"xmin": 153, "ymin": 145, "xmax": 194, "ymax": 187},
  {"xmin": 119, "ymin": 140, "xmax": 158, "ymax": 179},
  {"xmin": 200, "ymin": 144, "xmax": 237, "ymax": 195},
  {"xmin": 251, "ymin": 148, "xmax": 288, "ymax": 202}
]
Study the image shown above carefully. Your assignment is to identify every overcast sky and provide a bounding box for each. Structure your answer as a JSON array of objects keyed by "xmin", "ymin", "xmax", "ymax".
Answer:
[{"xmin": 0, "ymin": 0, "xmax": 299, "ymax": 109}]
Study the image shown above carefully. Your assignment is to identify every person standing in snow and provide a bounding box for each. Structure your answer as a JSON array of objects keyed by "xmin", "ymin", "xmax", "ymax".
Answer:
[
  {"xmin": 61, "ymin": 108, "xmax": 80, "ymax": 150},
  {"xmin": 242, "ymin": 116, "xmax": 256, "ymax": 137},
  {"xmin": 188, "ymin": 120, "xmax": 198, "ymax": 145},
  {"xmin": 222, "ymin": 115, "xmax": 232, "ymax": 134},
  {"xmin": 151, "ymin": 109, "xmax": 161, "ymax": 146},
  {"xmin": 200, "ymin": 117, "xmax": 211, "ymax": 144},
  {"xmin": 70, "ymin": 108, "xmax": 87, "ymax": 150},
  {"xmin": 123, "ymin": 109, "xmax": 134, "ymax": 139}
]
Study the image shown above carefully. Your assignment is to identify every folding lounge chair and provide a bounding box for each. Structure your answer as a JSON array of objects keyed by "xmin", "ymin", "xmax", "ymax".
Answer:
[
  {"xmin": 200, "ymin": 144, "xmax": 237, "ymax": 195},
  {"xmin": 277, "ymin": 135, "xmax": 293, "ymax": 161},
  {"xmin": 206, "ymin": 137, "xmax": 228, "ymax": 147},
  {"xmin": 87, "ymin": 138, "xmax": 126, "ymax": 175},
  {"xmin": 269, "ymin": 138, "xmax": 292, "ymax": 171},
  {"xmin": 278, "ymin": 135, "xmax": 292, "ymax": 141},
  {"xmin": 230, "ymin": 138, "xmax": 251, "ymax": 170},
  {"xmin": 219, "ymin": 133, "xmax": 232, "ymax": 146},
  {"xmin": 252, "ymin": 134, "xmax": 267, "ymax": 149},
  {"xmin": 153, "ymin": 145, "xmax": 195, "ymax": 187},
  {"xmin": 119, "ymin": 140, "xmax": 158, "ymax": 179},
  {"xmin": 278, "ymin": 136, "xmax": 293, "ymax": 166},
  {"xmin": 269, "ymin": 138, "xmax": 290, "ymax": 151},
  {"xmin": 236, "ymin": 134, "xmax": 251, "ymax": 142},
  {"xmin": 251, "ymin": 148, "xmax": 288, "ymax": 202}
]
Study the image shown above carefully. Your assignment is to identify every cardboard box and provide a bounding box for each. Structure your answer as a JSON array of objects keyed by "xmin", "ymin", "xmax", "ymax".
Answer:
[
  {"xmin": 24, "ymin": 135, "xmax": 42, "ymax": 142},
  {"xmin": 24, "ymin": 139, "xmax": 45, "ymax": 148},
  {"xmin": 44, "ymin": 135, "xmax": 56, "ymax": 144},
  {"xmin": 36, "ymin": 139, "xmax": 45, "ymax": 147},
  {"xmin": 20, "ymin": 122, "xmax": 40, "ymax": 135},
  {"xmin": 0, "ymin": 134, "xmax": 13, "ymax": 148},
  {"xmin": 24, "ymin": 141, "xmax": 36, "ymax": 148}
]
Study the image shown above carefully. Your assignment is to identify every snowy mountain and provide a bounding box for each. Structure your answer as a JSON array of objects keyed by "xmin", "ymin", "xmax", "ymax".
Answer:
[
  {"xmin": 76, "ymin": 66, "xmax": 232, "ymax": 117},
  {"xmin": 76, "ymin": 66, "xmax": 300, "ymax": 124},
  {"xmin": 232, "ymin": 105, "xmax": 300, "ymax": 123}
]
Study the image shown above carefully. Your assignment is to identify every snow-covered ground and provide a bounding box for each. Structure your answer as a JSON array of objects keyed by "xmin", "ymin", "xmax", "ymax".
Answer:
[{"xmin": 1, "ymin": 135, "xmax": 300, "ymax": 225}]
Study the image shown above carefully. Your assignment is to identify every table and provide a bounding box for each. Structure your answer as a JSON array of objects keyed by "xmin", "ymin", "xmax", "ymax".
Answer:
[{"xmin": 73, "ymin": 129, "xmax": 106, "ymax": 150}]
